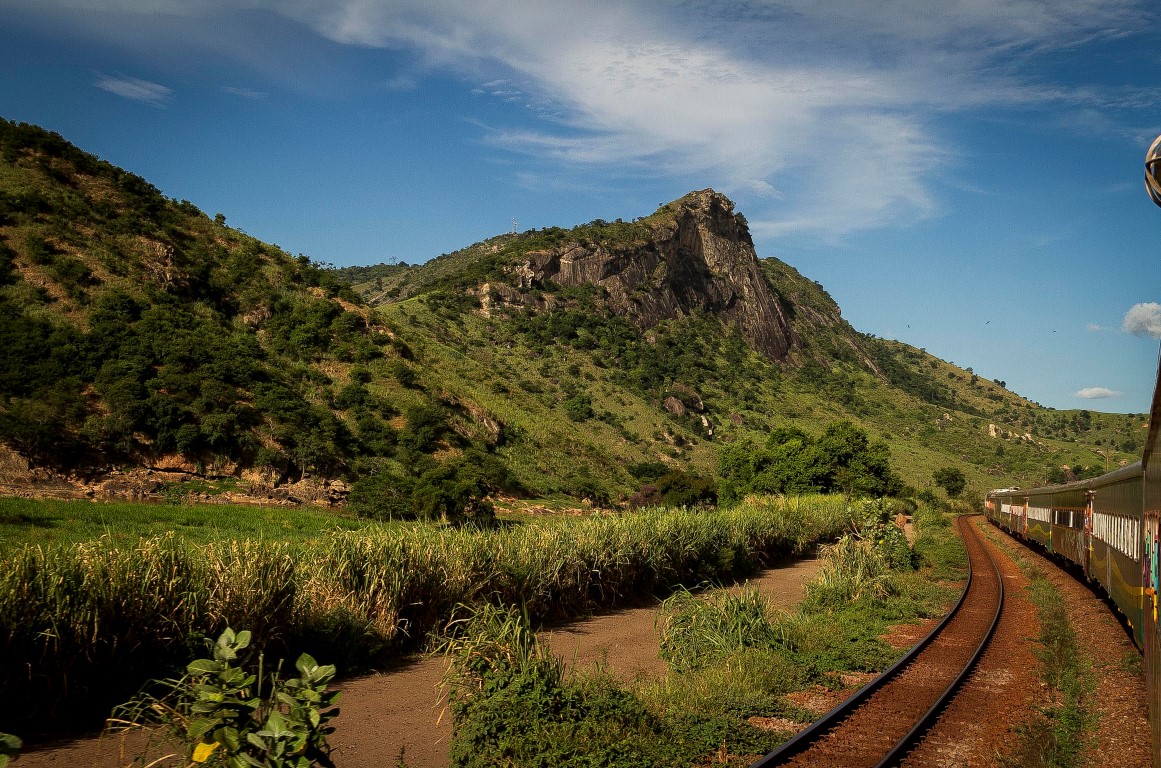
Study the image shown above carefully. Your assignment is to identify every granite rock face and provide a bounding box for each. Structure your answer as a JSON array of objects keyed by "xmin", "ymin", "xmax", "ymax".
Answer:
[{"xmin": 503, "ymin": 190, "xmax": 796, "ymax": 360}]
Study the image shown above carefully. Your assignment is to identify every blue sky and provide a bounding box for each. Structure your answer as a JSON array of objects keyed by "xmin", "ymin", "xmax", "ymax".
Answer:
[{"xmin": 3, "ymin": 0, "xmax": 1161, "ymax": 413}]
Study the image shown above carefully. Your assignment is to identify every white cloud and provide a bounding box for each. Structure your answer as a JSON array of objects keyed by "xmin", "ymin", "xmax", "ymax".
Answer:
[
  {"xmin": 262, "ymin": 0, "xmax": 1144, "ymax": 237},
  {"xmin": 1123, "ymin": 302, "xmax": 1161, "ymax": 339},
  {"xmin": 743, "ymin": 179, "xmax": 781, "ymax": 198},
  {"xmin": 1085, "ymin": 323, "xmax": 1106, "ymax": 331},
  {"xmin": 1075, "ymin": 387, "xmax": 1122, "ymax": 399},
  {"xmin": 94, "ymin": 73, "xmax": 171, "ymax": 105}
]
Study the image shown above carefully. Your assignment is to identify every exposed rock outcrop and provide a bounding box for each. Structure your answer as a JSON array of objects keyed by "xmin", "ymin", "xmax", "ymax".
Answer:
[{"xmin": 503, "ymin": 190, "xmax": 797, "ymax": 360}]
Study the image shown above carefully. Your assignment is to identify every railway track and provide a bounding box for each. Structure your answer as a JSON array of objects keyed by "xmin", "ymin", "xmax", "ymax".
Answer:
[{"xmin": 750, "ymin": 515, "xmax": 1004, "ymax": 768}]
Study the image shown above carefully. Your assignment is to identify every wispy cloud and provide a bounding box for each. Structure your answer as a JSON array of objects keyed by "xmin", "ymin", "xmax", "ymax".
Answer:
[
  {"xmin": 1086, "ymin": 322, "xmax": 1109, "ymax": 332},
  {"xmin": 94, "ymin": 73, "xmax": 171, "ymax": 105},
  {"xmin": 37, "ymin": 1, "xmax": 1159, "ymax": 237},
  {"xmin": 221, "ymin": 85, "xmax": 266, "ymax": 98},
  {"xmin": 1075, "ymin": 386, "xmax": 1122, "ymax": 399},
  {"xmin": 1123, "ymin": 301, "xmax": 1161, "ymax": 339},
  {"xmin": 266, "ymin": 0, "xmax": 1147, "ymax": 237}
]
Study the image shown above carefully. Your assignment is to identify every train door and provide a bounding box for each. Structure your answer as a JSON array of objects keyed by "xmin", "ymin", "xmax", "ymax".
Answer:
[
  {"xmin": 1146, "ymin": 511, "xmax": 1159, "ymax": 626},
  {"xmin": 1084, "ymin": 490, "xmax": 1094, "ymax": 579}
]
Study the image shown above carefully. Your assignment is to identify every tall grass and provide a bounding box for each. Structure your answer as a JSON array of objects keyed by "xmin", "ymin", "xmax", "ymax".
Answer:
[
  {"xmin": 658, "ymin": 587, "xmax": 781, "ymax": 673},
  {"xmin": 441, "ymin": 502, "xmax": 967, "ymax": 767},
  {"xmin": 0, "ymin": 494, "xmax": 854, "ymax": 733},
  {"xmin": 805, "ymin": 536, "xmax": 894, "ymax": 605}
]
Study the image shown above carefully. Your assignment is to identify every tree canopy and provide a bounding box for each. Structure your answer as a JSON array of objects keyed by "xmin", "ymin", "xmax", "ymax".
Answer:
[
  {"xmin": 718, "ymin": 421, "xmax": 903, "ymax": 502},
  {"xmin": 932, "ymin": 466, "xmax": 967, "ymax": 498}
]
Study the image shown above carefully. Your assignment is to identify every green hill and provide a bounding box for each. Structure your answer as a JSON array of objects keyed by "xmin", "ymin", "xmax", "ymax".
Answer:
[
  {"xmin": 0, "ymin": 119, "xmax": 401, "ymax": 497},
  {"xmin": 0, "ymin": 118, "xmax": 1145, "ymax": 510}
]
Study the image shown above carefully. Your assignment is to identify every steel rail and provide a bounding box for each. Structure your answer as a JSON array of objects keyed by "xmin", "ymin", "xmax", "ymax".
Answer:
[
  {"xmin": 749, "ymin": 515, "xmax": 1001, "ymax": 768},
  {"xmin": 872, "ymin": 517, "xmax": 1005, "ymax": 767}
]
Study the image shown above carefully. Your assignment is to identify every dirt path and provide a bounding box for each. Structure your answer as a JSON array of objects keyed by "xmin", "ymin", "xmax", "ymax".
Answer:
[
  {"xmin": 13, "ymin": 558, "xmax": 822, "ymax": 768},
  {"xmin": 542, "ymin": 557, "xmax": 823, "ymax": 683},
  {"xmin": 981, "ymin": 521, "xmax": 1151, "ymax": 768}
]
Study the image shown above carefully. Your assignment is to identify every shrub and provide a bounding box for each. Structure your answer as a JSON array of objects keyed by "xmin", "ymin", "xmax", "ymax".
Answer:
[
  {"xmin": 390, "ymin": 360, "xmax": 417, "ymax": 388},
  {"xmin": 718, "ymin": 422, "xmax": 903, "ymax": 502},
  {"xmin": 916, "ymin": 488, "xmax": 944, "ymax": 509},
  {"xmin": 932, "ymin": 466, "xmax": 966, "ymax": 498},
  {"xmin": 112, "ymin": 628, "xmax": 338, "ymax": 768},
  {"xmin": 563, "ymin": 393, "xmax": 593, "ymax": 422},
  {"xmin": 627, "ymin": 461, "xmax": 669, "ymax": 482},
  {"xmin": 0, "ymin": 734, "xmax": 20, "ymax": 768}
]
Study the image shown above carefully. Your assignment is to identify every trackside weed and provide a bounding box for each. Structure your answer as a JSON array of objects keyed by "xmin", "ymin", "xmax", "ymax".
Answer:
[
  {"xmin": 110, "ymin": 628, "xmax": 339, "ymax": 768},
  {"xmin": 1002, "ymin": 567, "xmax": 1095, "ymax": 768}
]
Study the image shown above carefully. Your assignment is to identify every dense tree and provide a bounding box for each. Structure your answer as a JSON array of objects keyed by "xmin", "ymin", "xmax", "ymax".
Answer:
[
  {"xmin": 349, "ymin": 443, "xmax": 518, "ymax": 522},
  {"xmin": 718, "ymin": 421, "xmax": 903, "ymax": 502},
  {"xmin": 932, "ymin": 466, "xmax": 967, "ymax": 498}
]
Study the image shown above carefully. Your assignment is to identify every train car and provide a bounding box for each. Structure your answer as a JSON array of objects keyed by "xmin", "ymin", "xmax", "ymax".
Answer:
[
  {"xmin": 988, "ymin": 488, "xmax": 1027, "ymax": 539},
  {"xmin": 987, "ymin": 466, "xmax": 1144, "ymax": 636},
  {"xmin": 1044, "ymin": 480, "xmax": 1088, "ymax": 568},
  {"xmin": 1024, "ymin": 487, "xmax": 1054, "ymax": 550},
  {"xmin": 986, "ymin": 352, "xmax": 1159, "ymax": 764},
  {"xmin": 1089, "ymin": 462, "xmax": 1145, "ymax": 644}
]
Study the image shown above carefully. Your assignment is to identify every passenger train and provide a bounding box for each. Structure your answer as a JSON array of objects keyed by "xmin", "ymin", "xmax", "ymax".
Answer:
[{"xmin": 985, "ymin": 353, "xmax": 1161, "ymax": 762}]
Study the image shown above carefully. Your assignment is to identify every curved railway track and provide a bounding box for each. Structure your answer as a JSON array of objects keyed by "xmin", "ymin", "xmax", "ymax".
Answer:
[{"xmin": 751, "ymin": 515, "xmax": 1004, "ymax": 768}]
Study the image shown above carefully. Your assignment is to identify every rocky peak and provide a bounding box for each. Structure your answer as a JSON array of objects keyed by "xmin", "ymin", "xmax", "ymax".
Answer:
[{"xmin": 503, "ymin": 189, "xmax": 796, "ymax": 360}]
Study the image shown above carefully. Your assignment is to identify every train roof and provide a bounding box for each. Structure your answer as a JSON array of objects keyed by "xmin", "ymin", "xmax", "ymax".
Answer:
[
  {"xmin": 1091, "ymin": 460, "xmax": 1144, "ymax": 487},
  {"xmin": 1025, "ymin": 478, "xmax": 1093, "ymax": 497},
  {"xmin": 987, "ymin": 461, "xmax": 1143, "ymax": 499}
]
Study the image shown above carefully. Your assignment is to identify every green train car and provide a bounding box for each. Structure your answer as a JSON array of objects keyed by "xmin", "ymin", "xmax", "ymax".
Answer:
[{"xmin": 986, "ymin": 463, "xmax": 1145, "ymax": 645}]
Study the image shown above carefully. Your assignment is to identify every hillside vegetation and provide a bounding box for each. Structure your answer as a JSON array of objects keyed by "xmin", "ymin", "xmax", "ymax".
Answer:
[
  {"xmin": 0, "ymin": 119, "xmax": 517, "ymax": 511},
  {"xmin": 336, "ymin": 198, "xmax": 1145, "ymax": 500},
  {"xmin": 0, "ymin": 117, "xmax": 1145, "ymax": 510}
]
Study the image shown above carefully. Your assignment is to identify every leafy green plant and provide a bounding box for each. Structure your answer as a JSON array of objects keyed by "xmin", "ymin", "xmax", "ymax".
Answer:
[
  {"xmin": 113, "ymin": 628, "xmax": 339, "ymax": 768},
  {"xmin": 717, "ymin": 422, "xmax": 903, "ymax": 502},
  {"xmin": 0, "ymin": 733, "xmax": 20, "ymax": 768}
]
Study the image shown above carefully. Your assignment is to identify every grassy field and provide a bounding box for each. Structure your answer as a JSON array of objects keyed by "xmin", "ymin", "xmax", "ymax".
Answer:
[
  {"xmin": 0, "ymin": 497, "xmax": 378, "ymax": 550},
  {"xmin": 1, "ymin": 493, "xmax": 858, "ymax": 738}
]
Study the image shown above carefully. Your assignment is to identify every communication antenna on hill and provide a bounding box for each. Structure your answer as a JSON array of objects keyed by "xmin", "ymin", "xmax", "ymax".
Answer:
[{"xmin": 511, "ymin": 217, "xmax": 518, "ymax": 234}]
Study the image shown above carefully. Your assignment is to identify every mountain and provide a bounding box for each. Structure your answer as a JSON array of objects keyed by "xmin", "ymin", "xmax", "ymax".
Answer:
[
  {"xmin": 337, "ymin": 195, "xmax": 1147, "ymax": 500},
  {"xmin": 0, "ymin": 118, "xmax": 1146, "ymax": 508}
]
